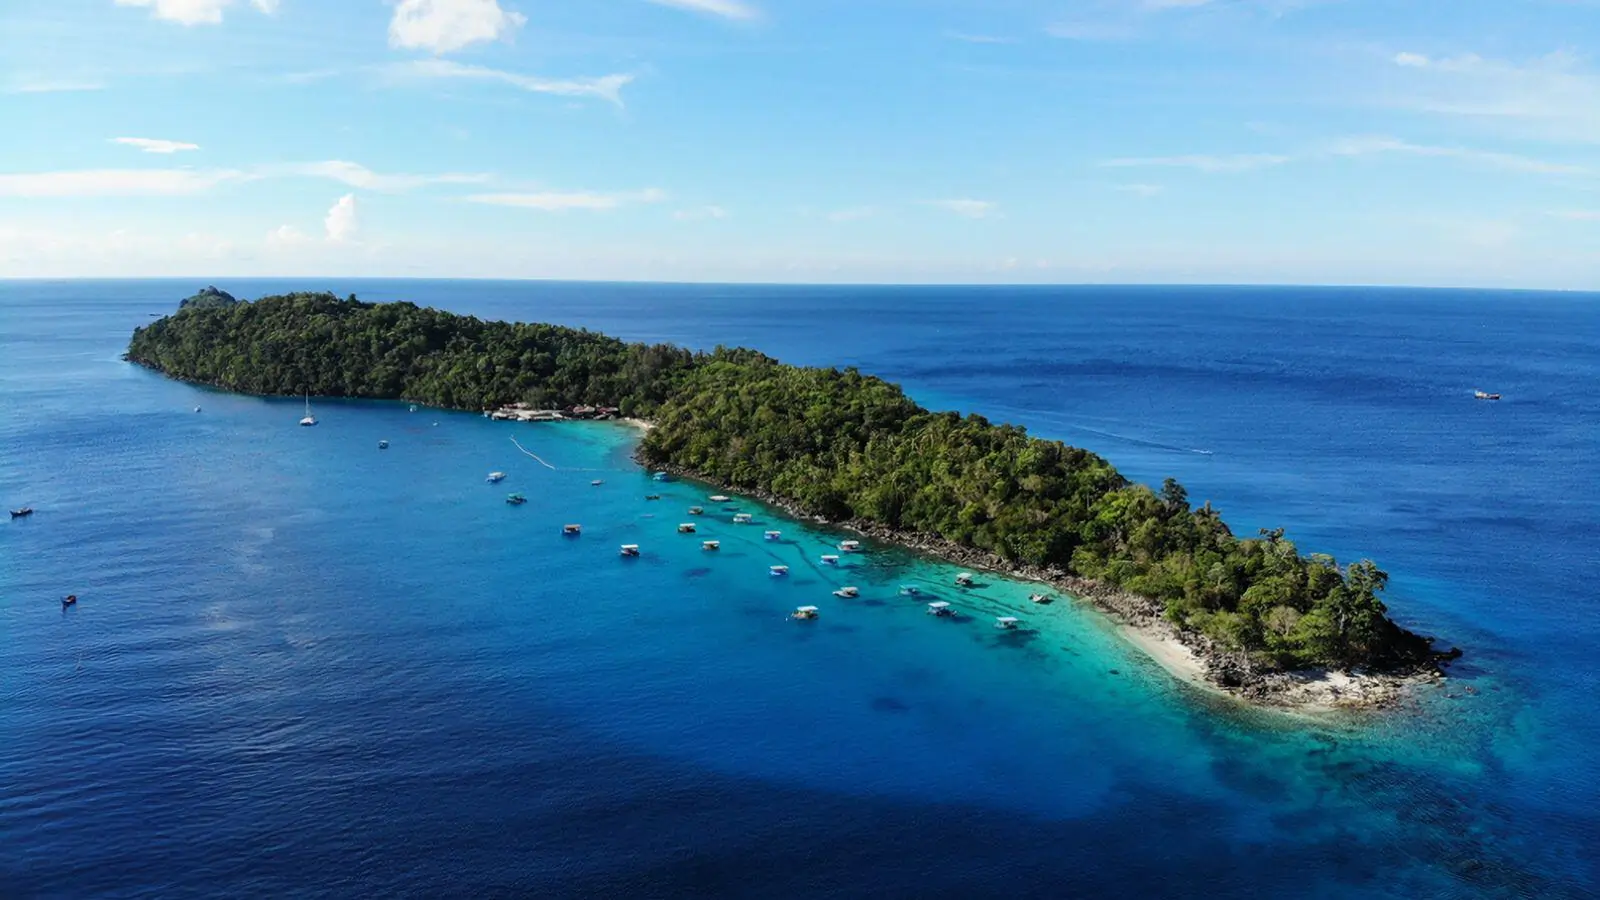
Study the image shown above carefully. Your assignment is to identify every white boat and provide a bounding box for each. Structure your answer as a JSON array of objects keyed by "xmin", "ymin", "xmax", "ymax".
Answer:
[
  {"xmin": 688, "ymin": 506, "xmax": 704, "ymax": 515},
  {"xmin": 620, "ymin": 544, "xmax": 640, "ymax": 557},
  {"xmin": 927, "ymin": 601, "xmax": 954, "ymax": 617},
  {"xmin": 298, "ymin": 392, "xmax": 317, "ymax": 427},
  {"xmin": 591, "ymin": 479, "xmax": 604, "ymax": 487},
  {"xmin": 378, "ymin": 440, "xmax": 389, "ymax": 450},
  {"xmin": 820, "ymin": 554, "xmax": 839, "ymax": 565},
  {"xmin": 702, "ymin": 540, "xmax": 720, "ymax": 551},
  {"xmin": 733, "ymin": 513, "xmax": 753, "ymax": 524},
  {"xmin": 1029, "ymin": 593, "xmax": 1052, "ymax": 604},
  {"xmin": 995, "ymin": 616, "xmax": 1020, "ymax": 630},
  {"xmin": 838, "ymin": 540, "xmax": 861, "ymax": 553},
  {"xmin": 770, "ymin": 565, "xmax": 789, "ymax": 576},
  {"xmin": 1474, "ymin": 390, "xmax": 1502, "ymax": 401},
  {"xmin": 955, "ymin": 573, "xmax": 975, "ymax": 587},
  {"xmin": 678, "ymin": 523, "xmax": 697, "ymax": 533},
  {"xmin": 899, "ymin": 584, "xmax": 921, "ymax": 595},
  {"xmin": 764, "ymin": 530, "xmax": 782, "ymax": 541},
  {"xmin": 487, "ymin": 472, "xmax": 507, "ymax": 483},
  {"xmin": 833, "ymin": 586, "xmax": 859, "ymax": 598},
  {"xmin": 709, "ymin": 495, "xmax": 731, "ymax": 502},
  {"xmin": 792, "ymin": 605, "xmax": 819, "ymax": 620},
  {"xmin": 563, "ymin": 524, "xmax": 582, "ymax": 536}
]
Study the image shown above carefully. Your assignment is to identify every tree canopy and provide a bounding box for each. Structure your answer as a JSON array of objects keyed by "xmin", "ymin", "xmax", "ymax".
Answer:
[{"xmin": 128, "ymin": 291, "xmax": 1435, "ymax": 671}]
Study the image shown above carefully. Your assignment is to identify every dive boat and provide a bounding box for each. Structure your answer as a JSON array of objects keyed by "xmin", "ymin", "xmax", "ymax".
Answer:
[
  {"xmin": 487, "ymin": 472, "xmax": 507, "ymax": 483},
  {"xmin": 792, "ymin": 605, "xmax": 819, "ymax": 620},
  {"xmin": 995, "ymin": 616, "xmax": 1020, "ymax": 630},
  {"xmin": 620, "ymin": 544, "xmax": 641, "ymax": 557},
  {"xmin": 702, "ymin": 540, "xmax": 720, "ymax": 551},
  {"xmin": 506, "ymin": 493, "xmax": 527, "ymax": 505},
  {"xmin": 1474, "ymin": 390, "xmax": 1502, "ymax": 401},
  {"xmin": 10, "ymin": 507, "xmax": 33, "ymax": 518},
  {"xmin": 378, "ymin": 440, "xmax": 389, "ymax": 450},
  {"xmin": 688, "ymin": 506, "xmax": 704, "ymax": 515},
  {"xmin": 299, "ymin": 392, "xmax": 317, "ymax": 427},
  {"xmin": 955, "ymin": 573, "xmax": 975, "ymax": 587},
  {"xmin": 764, "ymin": 530, "xmax": 782, "ymax": 541},
  {"xmin": 1029, "ymin": 593, "xmax": 1052, "ymax": 604},
  {"xmin": 770, "ymin": 565, "xmax": 789, "ymax": 577},
  {"xmin": 832, "ymin": 586, "xmax": 859, "ymax": 599},
  {"xmin": 820, "ymin": 554, "xmax": 839, "ymax": 565},
  {"xmin": 899, "ymin": 584, "xmax": 921, "ymax": 596},
  {"xmin": 732, "ymin": 513, "xmax": 753, "ymax": 524},
  {"xmin": 709, "ymin": 495, "xmax": 731, "ymax": 503},
  {"xmin": 678, "ymin": 523, "xmax": 697, "ymax": 533},
  {"xmin": 927, "ymin": 601, "xmax": 954, "ymax": 617},
  {"xmin": 838, "ymin": 540, "xmax": 861, "ymax": 553},
  {"xmin": 563, "ymin": 524, "xmax": 582, "ymax": 535},
  {"xmin": 591, "ymin": 479, "xmax": 605, "ymax": 487}
]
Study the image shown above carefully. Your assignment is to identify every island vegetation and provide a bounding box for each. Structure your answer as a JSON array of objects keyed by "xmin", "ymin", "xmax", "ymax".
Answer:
[
  {"xmin": 178, "ymin": 285, "xmax": 243, "ymax": 311},
  {"xmin": 128, "ymin": 290, "xmax": 1447, "ymax": 680}
]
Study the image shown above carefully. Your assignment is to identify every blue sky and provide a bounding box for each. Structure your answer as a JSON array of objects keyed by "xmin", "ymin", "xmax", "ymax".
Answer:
[{"xmin": 2, "ymin": 0, "xmax": 1598, "ymax": 286}]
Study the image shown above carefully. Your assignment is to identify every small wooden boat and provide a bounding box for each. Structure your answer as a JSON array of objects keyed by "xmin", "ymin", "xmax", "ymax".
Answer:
[
  {"xmin": 62, "ymin": 594, "xmax": 77, "ymax": 606},
  {"xmin": 792, "ymin": 605, "xmax": 819, "ymax": 620},
  {"xmin": 678, "ymin": 523, "xmax": 697, "ymax": 533},
  {"xmin": 10, "ymin": 507, "xmax": 33, "ymax": 518},
  {"xmin": 505, "ymin": 493, "xmax": 527, "ymax": 506},
  {"xmin": 620, "ymin": 544, "xmax": 641, "ymax": 557},
  {"xmin": 927, "ymin": 601, "xmax": 954, "ymax": 617},
  {"xmin": 833, "ymin": 586, "xmax": 859, "ymax": 599},
  {"xmin": 563, "ymin": 524, "xmax": 582, "ymax": 535},
  {"xmin": 995, "ymin": 616, "xmax": 1020, "ymax": 630}
]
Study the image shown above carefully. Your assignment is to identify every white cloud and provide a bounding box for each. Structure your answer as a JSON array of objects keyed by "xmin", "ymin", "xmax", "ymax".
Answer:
[
  {"xmin": 826, "ymin": 206, "xmax": 878, "ymax": 222},
  {"xmin": 390, "ymin": 59, "xmax": 633, "ymax": 106},
  {"xmin": 466, "ymin": 189, "xmax": 667, "ymax": 211},
  {"xmin": 1112, "ymin": 183, "xmax": 1164, "ymax": 197},
  {"xmin": 112, "ymin": 0, "xmax": 269, "ymax": 25},
  {"xmin": 927, "ymin": 198, "xmax": 999, "ymax": 218},
  {"xmin": 673, "ymin": 205, "xmax": 728, "ymax": 221},
  {"xmin": 0, "ymin": 168, "xmax": 242, "ymax": 197},
  {"xmin": 946, "ymin": 32, "xmax": 1016, "ymax": 44},
  {"xmin": 1386, "ymin": 49, "xmax": 1600, "ymax": 143},
  {"xmin": 3, "ymin": 78, "xmax": 105, "ymax": 94},
  {"xmin": 261, "ymin": 160, "xmax": 490, "ymax": 191},
  {"xmin": 644, "ymin": 0, "xmax": 758, "ymax": 21},
  {"xmin": 388, "ymin": 0, "xmax": 527, "ymax": 54},
  {"xmin": 324, "ymin": 194, "xmax": 358, "ymax": 242},
  {"xmin": 1046, "ymin": 21, "xmax": 1136, "ymax": 41},
  {"xmin": 1328, "ymin": 135, "xmax": 1588, "ymax": 175},
  {"xmin": 111, "ymin": 137, "xmax": 201, "ymax": 154},
  {"xmin": 267, "ymin": 224, "xmax": 311, "ymax": 246},
  {"xmin": 1099, "ymin": 153, "xmax": 1290, "ymax": 173}
]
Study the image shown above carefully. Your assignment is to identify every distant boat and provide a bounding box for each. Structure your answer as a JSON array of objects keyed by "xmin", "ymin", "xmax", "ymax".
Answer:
[
  {"xmin": 1474, "ymin": 390, "xmax": 1502, "ymax": 401},
  {"xmin": 645, "ymin": 494, "xmax": 662, "ymax": 501},
  {"xmin": 764, "ymin": 530, "xmax": 782, "ymax": 541},
  {"xmin": 995, "ymin": 616, "xmax": 1020, "ymax": 630},
  {"xmin": 702, "ymin": 540, "xmax": 720, "ymax": 551},
  {"xmin": 620, "ymin": 544, "xmax": 641, "ymax": 557},
  {"xmin": 709, "ymin": 495, "xmax": 731, "ymax": 503},
  {"xmin": 820, "ymin": 554, "xmax": 839, "ymax": 565},
  {"xmin": 591, "ymin": 479, "xmax": 605, "ymax": 487},
  {"xmin": 733, "ymin": 513, "xmax": 752, "ymax": 524},
  {"xmin": 833, "ymin": 586, "xmax": 859, "ymax": 599},
  {"xmin": 62, "ymin": 594, "xmax": 77, "ymax": 607},
  {"xmin": 927, "ymin": 601, "xmax": 954, "ymax": 617},
  {"xmin": 678, "ymin": 523, "xmax": 697, "ymax": 533},
  {"xmin": 378, "ymin": 440, "xmax": 389, "ymax": 450},
  {"xmin": 955, "ymin": 573, "xmax": 975, "ymax": 587},
  {"xmin": 506, "ymin": 493, "xmax": 527, "ymax": 506},
  {"xmin": 487, "ymin": 472, "xmax": 507, "ymax": 483},
  {"xmin": 299, "ymin": 392, "xmax": 317, "ymax": 427},
  {"xmin": 563, "ymin": 524, "xmax": 582, "ymax": 535},
  {"xmin": 899, "ymin": 584, "xmax": 921, "ymax": 595},
  {"xmin": 770, "ymin": 565, "xmax": 789, "ymax": 577},
  {"xmin": 688, "ymin": 506, "xmax": 704, "ymax": 515},
  {"xmin": 11, "ymin": 507, "xmax": 33, "ymax": 518},
  {"xmin": 409, "ymin": 405, "xmax": 418, "ymax": 412},
  {"xmin": 838, "ymin": 540, "xmax": 861, "ymax": 553},
  {"xmin": 792, "ymin": 605, "xmax": 819, "ymax": 620},
  {"xmin": 1030, "ymin": 593, "xmax": 1052, "ymax": 604},
  {"xmin": 194, "ymin": 406, "xmax": 201, "ymax": 413}
]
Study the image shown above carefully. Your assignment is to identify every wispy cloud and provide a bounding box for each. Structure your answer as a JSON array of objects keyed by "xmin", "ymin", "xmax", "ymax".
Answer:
[
  {"xmin": 1329, "ymin": 135, "xmax": 1588, "ymax": 175},
  {"xmin": 388, "ymin": 59, "xmax": 634, "ymax": 107},
  {"xmin": 827, "ymin": 206, "xmax": 878, "ymax": 222},
  {"xmin": 3, "ymin": 78, "xmax": 105, "ymax": 95},
  {"xmin": 388, "ymin": 0, "xmax": 527, "ymax": 54},
  {"xmin": 112, "ymin": 0, "xmax": 270, "ymax": 26},
  {"xmin": 1045, "ymin": 21, "xmax": 1137, "ymax": 41},
  {"xmin": 673, "ymin": 205, "xmax": 729, "ymax": 221},
  {"xmin": 0, "ymin": 168, "xmax": 243, "ymax": 197},
  {"xmin": 259, "ymin": 160, "xmax": 491, "ymax": 191},
  {"xmin": 112, "ymin": 137, "xmax": 201, "ymax": 154},
  {"xmin": 466, "ymin": 189, "xmax": 668, "ymax": 211},
  {"xmin": 946, "ymin": 31, "xmax": 1016, "ymax": 44},
  {"xmin": 1100, "ymin": 153, "xmax": 1290, "ymax": 173},
  {"xmin": 1386, "ymin": 49, "xmax": 1600, "ymax": 143},
  {"xmin": 1111, "ymin": 183, "xmax": 1164, "ymax": 197},
  {"xmin": 644, "ymin": 0, "xmax": 758, "ymax": 21},
  {"xmin": 927, "ymin": 199, "xmax": 999, "ymax": 218}
]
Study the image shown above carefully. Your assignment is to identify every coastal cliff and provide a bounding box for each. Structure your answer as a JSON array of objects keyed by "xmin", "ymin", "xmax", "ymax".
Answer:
[{"xmin": 127, "ymin": 290, "xmax": 1458, "ymax": 707}]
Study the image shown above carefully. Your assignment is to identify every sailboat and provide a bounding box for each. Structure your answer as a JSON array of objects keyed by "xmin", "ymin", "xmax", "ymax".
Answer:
[{"xmin": 299, "ymin": 392, "xmax": 317, "ymax": 427}]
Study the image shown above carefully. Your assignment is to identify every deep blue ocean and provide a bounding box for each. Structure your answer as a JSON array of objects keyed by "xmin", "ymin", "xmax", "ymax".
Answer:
[{"xmin": 2, "ymin": 280, "xmax": 1597, "ymax": 898}]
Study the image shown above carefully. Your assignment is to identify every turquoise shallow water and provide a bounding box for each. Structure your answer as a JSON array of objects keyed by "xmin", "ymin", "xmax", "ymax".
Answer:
[{"xmin": 2, "ymin": 280, "xmax": 1597, "ymax": 897}]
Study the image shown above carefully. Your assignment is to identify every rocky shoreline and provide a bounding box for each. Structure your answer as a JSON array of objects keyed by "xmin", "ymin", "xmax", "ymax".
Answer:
[{"xmin": 639, "ymin": 455, "xmax": 1455, "ymax": 713}]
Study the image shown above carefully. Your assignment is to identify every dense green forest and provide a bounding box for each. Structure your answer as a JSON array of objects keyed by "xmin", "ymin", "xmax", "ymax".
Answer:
[{"xmin": 128, "ymin": 291, "xmax": 1438, "ymax": 671}]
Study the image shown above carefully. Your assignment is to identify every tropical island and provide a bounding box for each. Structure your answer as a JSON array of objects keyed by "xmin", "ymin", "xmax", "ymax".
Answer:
[{"xmin": 126, "ymin": 290, "xmax": 1459, "ymax": 708}]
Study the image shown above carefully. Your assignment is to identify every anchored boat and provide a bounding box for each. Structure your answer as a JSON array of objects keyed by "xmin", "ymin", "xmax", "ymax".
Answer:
[{"xmin": 792, "ymin": 605, "xmax": 819, "ymax": 620}]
